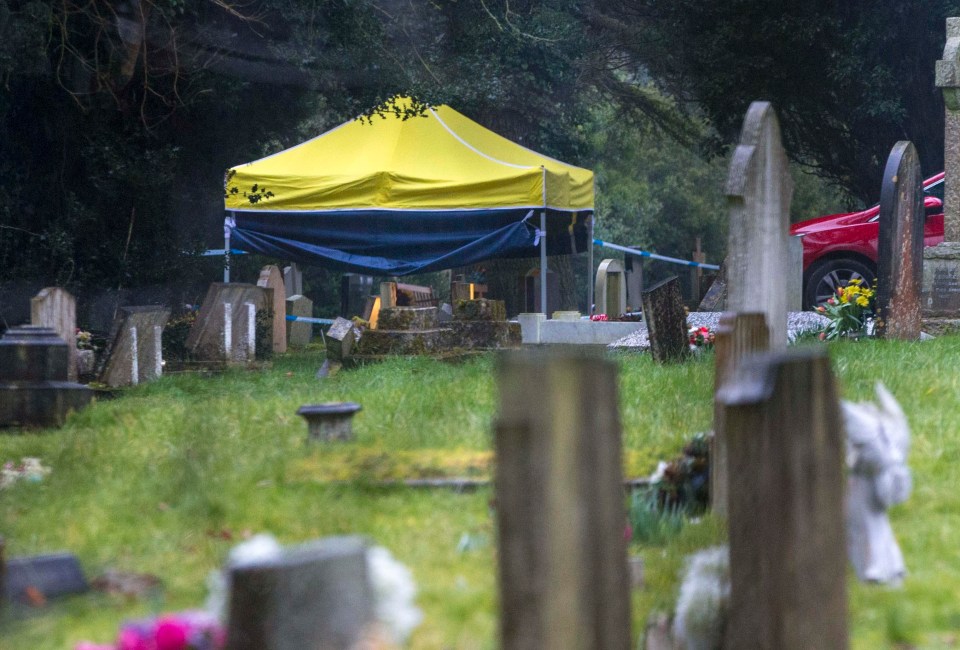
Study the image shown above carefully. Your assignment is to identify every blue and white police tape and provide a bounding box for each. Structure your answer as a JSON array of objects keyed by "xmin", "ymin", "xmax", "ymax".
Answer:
[
  {"xmin": 593, "ymin": 239, "xmax": 720, "ymax": 271},
  {"xmin": 285, "ymin": 315, "xmax": 336, "ymax": 325}
]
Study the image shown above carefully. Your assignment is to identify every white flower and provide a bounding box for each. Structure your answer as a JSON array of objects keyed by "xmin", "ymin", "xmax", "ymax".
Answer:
[
  {"xmin": 367, "ymin": 546, "xmax": 423, "ymax": 645},
  {"xmin": 649, "ymin": 461, "xmax": 669, "ymax": 484}
]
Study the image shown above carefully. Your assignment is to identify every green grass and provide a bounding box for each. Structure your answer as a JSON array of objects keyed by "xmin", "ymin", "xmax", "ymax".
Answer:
[{"xmin": 1, "ymin": 339, "xmax": 960, "ymax": 648}]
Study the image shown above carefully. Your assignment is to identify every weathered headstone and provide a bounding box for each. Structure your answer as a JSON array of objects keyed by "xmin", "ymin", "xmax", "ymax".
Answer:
[
  {"xmin": 186, "ymin": 283, "xmax": 270, "ymax": 362},
  {"xmin": 0, "ymin": 326, "xmax": 92, "ymax": 428},
  {"xmin": 689, "ymin": 238, "xmax": 707, "ymax": 306},
  {"xmin": 451, "ymin": 281, "xmax": 474, "ymax": 302},
  {"xmin": 30, "ymin": 287, "xmax": 77, "ymax": 381},
  {"xmin": 286, "ymin": 294, "xmax": 313, "ymax": 347},
  {"xmin": 640, "ymin": 276, "xmax": 688, "ymax": 363},
  {"xmin": 257, "ymin": 265, "xmax": 287, "ymax": 354},
  {"xmin": 226, "ymin": 536, "xmax": 376, "ymax": 650},
  {"xmin": 495, "ymin": 349, "xmax": 631, "ymax": 650},
  {"xmin": 624, "ymin": 254, "xmax": 644, "ymax": 311},
  {"xmin": 717, "ymin": 349, "xmax": 847, "ymax": 649},
  {"xmin": 325, "ymin": 317, "xmax": 357, "ymax": 361},
  {"xmin": 711, "ymin": 312, "xmax": 769, "ymax": 517},
  {"xmin": 341, "ymin": 273, "xmax": 373, "ymax": 317},
  {"xmin": 98, "ymin": 306, "xmax": 171, "ymax": 387},
  {"xmin": 725, "ymin": 101, "xmax": 793, "ymax": 349},
  {"xmin": 697, "ymin": 259, "xmax": 727, "ymax": 311},
  {"xmin": 283, "ymin": 262, "xmax": 303, "ymax": 297},
  {"xmin": 3, "ymin": 552, "xmax": 88, "ymax": 604},
  {"xmin": 924, "ymin": 17, "xmax": 960, "ymax": 315},
  {"xmin": 876, "ymin": 141, "xmax": 925, "ymax": 339},
  {"xmin": 523, "ymin": 268, "xmax": 559, "ymax": 315},
  {"xmin": 595, "ymin": 259, "xmax": 627, "ymax": 317}
]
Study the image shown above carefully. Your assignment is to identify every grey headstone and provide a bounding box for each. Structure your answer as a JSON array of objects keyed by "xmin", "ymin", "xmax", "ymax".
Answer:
[
  {"xmin": 697, "ymin": 260, "xmax": 727, "ymax": 311},
  {"xmin": 595, "ymin": 259, "xmax": 626, "ymax": 317},
  {"xmin": 258, "ymin": 265, "xmax": 287, "ymax": 354},
  {"xmin": 876, "ymin": 141, "xmax": 924, "ymax": 339},
  {"xmin": 226, "ymin": 536, "xmax": 375, "ymax": 650},
  {"xmin": 186, "ymin": 283, "xmax": 270, "ymax": 362},
  {"xmin": 4, "ymin": 552, "xmax": 88, "ymax": 604},
  {"xmin": 325, "ymin": 317, "xmax": 356, "ymax": 361},
  {"xmin": 725, "ymin": 102, "xmax": 793, "ymax": 350},
  {"xmin": 286, "ymin": 294, "xmax": 313, "ymax": 347},
  {"xmin": 641, "ymin": 276, "xmax": 689, "ymax": 363},
  {"xmin": 283, "ymin": 262, "xmax": 303, "ymax": 297},
  {"xmin": 30, "ymin": 287, "xmax": 77, "ymax": 381},
  {"xmin": 98, "ymin": 306, "xmax": 171, "ymax": 387}
]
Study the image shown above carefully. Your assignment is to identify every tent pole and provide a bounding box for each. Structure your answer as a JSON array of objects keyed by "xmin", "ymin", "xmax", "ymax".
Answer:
[
  {"xmin": 540, "ymin": 210, "xmax": 547, "ymax": 316},
  {"xmin": 587, "ymin": 214, "xmax": 594, "ymax": 316},
  {"xmin": 224, "ymin": 217, "xmax": 231, "ymax": 283}
]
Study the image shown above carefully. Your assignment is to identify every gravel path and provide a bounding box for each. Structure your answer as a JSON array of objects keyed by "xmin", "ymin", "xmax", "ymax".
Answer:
[{"xmin": 608, "ymin": 311, "xmax": 831, "ymax": 350}]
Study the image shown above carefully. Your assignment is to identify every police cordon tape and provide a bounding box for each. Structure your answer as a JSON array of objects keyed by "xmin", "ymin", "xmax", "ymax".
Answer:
[
  {"xmin": 285, "ymin": 315, "xmax": 336, "ymax": 325},
  {"xmin": 593, "ymin": 238, "xmax": 720, "ymax": 271}
]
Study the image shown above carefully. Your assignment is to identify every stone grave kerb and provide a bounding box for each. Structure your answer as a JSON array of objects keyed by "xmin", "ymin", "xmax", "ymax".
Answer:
[
  {"xmin": 876, "ymin": 141, "xmax": 924, "ymax": 339},
  {"xmin": 725, "ymin": 101, "xmax": 794, "ymax": 350}
]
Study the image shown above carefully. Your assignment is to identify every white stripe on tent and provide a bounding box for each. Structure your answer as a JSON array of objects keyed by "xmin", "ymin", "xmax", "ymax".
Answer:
[{"xmin": 428, "ymin": 108, "xmax": 534, "ymax": 170}]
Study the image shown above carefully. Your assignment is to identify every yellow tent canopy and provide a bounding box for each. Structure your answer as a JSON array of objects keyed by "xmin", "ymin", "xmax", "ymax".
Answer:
[
  {"xmin": 226, "ymin": 98, "xmax": 593, "ymax": 212},
  {"xmin": 224, "ymin": 98, "xmax": 594, "ymax": 277}
]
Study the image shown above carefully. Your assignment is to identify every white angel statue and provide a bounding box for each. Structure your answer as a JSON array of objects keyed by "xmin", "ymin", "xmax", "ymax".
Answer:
[{"xmin": 841, "ymin": 382, "xmax": 912, "ymax": 584}]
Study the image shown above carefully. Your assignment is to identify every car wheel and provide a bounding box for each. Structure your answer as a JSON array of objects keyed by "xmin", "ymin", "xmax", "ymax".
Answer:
[{"xmin": 804, "ymin": 258, "xmax": 876, "ymax": 309}]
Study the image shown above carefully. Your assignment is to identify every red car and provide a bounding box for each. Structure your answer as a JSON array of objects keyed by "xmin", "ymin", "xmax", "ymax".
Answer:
[{"xmin": 791, "ymin": 171, "xmax": 945, "ymax": 308}]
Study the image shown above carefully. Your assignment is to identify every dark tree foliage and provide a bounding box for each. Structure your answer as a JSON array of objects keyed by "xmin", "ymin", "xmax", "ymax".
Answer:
[{"xmin": 591, "ymin": 0, "xmax": 958, "ymax": 203}]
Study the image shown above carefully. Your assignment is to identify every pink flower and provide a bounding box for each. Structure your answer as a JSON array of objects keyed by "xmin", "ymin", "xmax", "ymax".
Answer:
[
  {"xmin": 74, "ymin": 644, "xmax": 114, "ymax": 650},
  {"xmin": 155, "ymin": 616, "xmax": 190, "ymax": 650},
  {"xmin": 118, "ymin": 628, "xmax": 151, "ymax": 650}
]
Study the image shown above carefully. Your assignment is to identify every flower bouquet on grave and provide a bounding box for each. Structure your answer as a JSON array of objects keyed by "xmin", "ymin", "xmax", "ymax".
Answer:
[
  {"xmin": 75, "ymin": 610, "xmax": 225, "ymax": 650},
  {"xmin": 816, "ymin": 279, "xmax": 876, "ymax": 340},
  {"xmin": 590, "ymin": 313, "xmax": 608, "ymax": 321},
  {"xmin": 688, "ymin": 325, "xmax": 715, "ymax": 350}
]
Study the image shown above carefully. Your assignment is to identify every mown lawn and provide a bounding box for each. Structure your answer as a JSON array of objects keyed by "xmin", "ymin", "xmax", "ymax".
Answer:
[{"xmin": 1, "ymin": 338, "xmax": 959, "ymax": 649}]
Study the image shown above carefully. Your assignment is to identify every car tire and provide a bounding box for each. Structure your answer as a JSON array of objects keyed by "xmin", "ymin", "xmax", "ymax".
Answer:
[{"xmin": 804, "ymin": 258, "xmax": 876, "ymax": 309}]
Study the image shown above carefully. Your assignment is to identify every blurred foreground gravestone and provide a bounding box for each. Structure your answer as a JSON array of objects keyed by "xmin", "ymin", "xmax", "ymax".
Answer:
[
  {"xmin": 494, "ymin": 349, "xmax": 631, "ymax": 650},
  {"xmin": 641, "ymin": 276, "xmax": 688, "ymax": 363},
  {"xmin": 876, "ymin": 141, "xmax": 924, "ymax": 339},
  {"xmin": 98, "ymin": 306, "xmax": 171, "ymax": 387},
  {"xmin": 226, "ymin": 536, "xmax": 375, "ymax": 650},
  {"xmin": 717, "ymin": 349, "xmax": 847, "ymax": 649},
  {"xmin": 0, "ymin": 326, "xmax": 91, "ymax": 428},
  {"xmin": 711, "ymin": 312, "xmax": 769, "ymax": 517},
  {"xmin": 257, "ymin": 265, "xmax": 287, "ymax": 354},
  {"xmin": 3, "ymin": 552, "xmax": 88, "ymax": 606},
  {"xmin": 725, "ymin": 101, "xmax": 793, "ymax": 349},
  {"xmin": 30, "ymin": 287, "xmax": 77, "ymax": 381}
]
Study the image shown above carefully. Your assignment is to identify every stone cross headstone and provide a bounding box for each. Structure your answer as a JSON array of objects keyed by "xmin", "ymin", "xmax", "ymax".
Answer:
[
  {"xmin": 495, "ymin": 349, "xmax": 631, "ymax": 650},
  {"xmin": 876, "ymin": 141, "xmax": 924, "ymax": 339},
  {"xmin": 258, "ymin": 265, "xmax": 287, "ymax": 354},
  {"xmin": 226, "ymin": 536, "xmax": 376, "ymax": 650},
  {"xmin": 186, "ymin": 283, "xmax": 270, "ymax": 362},
  {"xmin": 711, "ymin": 312, "xmax": 769, "ymax": 517},
  {"xmin": 30, "ymin": 287, "xmax": 77, "ymax": 381},
  {"xmin": 925, "ymin": 17, "xmax": 960, "ymax": 315},
  {"xmin": 98, "ymin": 306, "xmax": 171, "ymax": 387},
  {"xmin": 689, "ymin": 238, "xmax": 706, "ymax": 305},
  {"xmin": 286, "ymin": 294, "xmax": 313, "ymax": 347},
  {"xmin": 717, "ymin": 349, "xmax": 847, "ymax": 649},
  {"xmin": 283, "ymin": 262, "xmax": 303, "ymax": 297},
  {"xmin": 594, "ymin": 259, "xmax": 627, "ymax": 317},
  {"xmin": 725, "ymin": 101, "xmax": 793, "ymax": 349},
  {"xmin": 640, "ymin": 276, "xmax": 689, "ymax": 363}
]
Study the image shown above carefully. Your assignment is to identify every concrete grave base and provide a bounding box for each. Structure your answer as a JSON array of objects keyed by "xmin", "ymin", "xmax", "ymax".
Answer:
[
  {"xmin": 922, "ymin": 242, "xmax": 960, "ymax": 316},
  {"xmin": 518, "ymin": 318, "xmax": 644, "ymax": 345}
]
